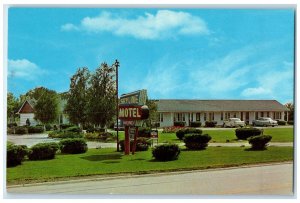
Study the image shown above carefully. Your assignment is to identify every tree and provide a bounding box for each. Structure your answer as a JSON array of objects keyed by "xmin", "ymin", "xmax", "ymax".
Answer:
[
  {"xmin": 285, "ymin": 102, "xmax": 294, "ymax": 121},
  {"xmin": 29, "ymin": 87, "xmax": 59, "ymax": 124},
  {"xmin": 7, "ymin": 92, "xmax": 20, "ymax": 124},
  {"xmin": 87, "ymin": 63, "xmax": 116, "ymax": 128},
  {"xmin": 65, "ymin": 68, "xmax": 90, "ymax": 127},
  {"xmin": 145, "ymin": 99, "xmax": 158, "ymax": 127}
]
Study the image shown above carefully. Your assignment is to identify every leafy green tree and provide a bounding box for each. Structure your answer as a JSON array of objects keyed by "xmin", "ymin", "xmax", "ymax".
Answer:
[
  {"xmin": 65, "ymin": 68, "xmax": 90, "ymax": 127},
  {"xmin": 29, "ymin": 87, "xmax": 59, "ymax": 124},
  {"xmin": 7, "ymin": 92, "xmax": 20, "ymax": 124},
  {"xmin": 87, "ymin": 63, "xmax": 116, "ymax": 128},
  {"xmin": 145, "ymin": 99, "xmax": 158, "ymax": 127}
]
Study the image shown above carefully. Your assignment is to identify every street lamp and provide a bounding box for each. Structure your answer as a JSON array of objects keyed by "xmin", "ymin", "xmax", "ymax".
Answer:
[{"xmin": 114, "ymin": 59, "xmax": 120, "ymax": 151}]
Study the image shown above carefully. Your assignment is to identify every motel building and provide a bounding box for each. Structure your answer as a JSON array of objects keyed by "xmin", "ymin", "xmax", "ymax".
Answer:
[{"xmin": 156, "ymin": 99, "xmax": 288, "ymax": 127}]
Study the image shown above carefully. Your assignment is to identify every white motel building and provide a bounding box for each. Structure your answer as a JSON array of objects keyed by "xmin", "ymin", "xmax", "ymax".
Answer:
[{"xmin": 156, "ymin": 99, "xmax": 288, "ymax": 127}]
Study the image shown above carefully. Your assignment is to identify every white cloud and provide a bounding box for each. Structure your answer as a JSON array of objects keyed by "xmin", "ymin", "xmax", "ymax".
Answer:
[
  {"xmin": 241, "ymin": 87, "xmax": 272, "ymax": 97},
  {"xmin": 61, "ymin": 10, "xmax": 209, "ymax": 39},
  {"xmin": 8, "ymin": 59, "xmax": 46, "ymax": 80},
  {"xmin": 61, "ymin": 23, "xmax": 79, "ymax": 31}
]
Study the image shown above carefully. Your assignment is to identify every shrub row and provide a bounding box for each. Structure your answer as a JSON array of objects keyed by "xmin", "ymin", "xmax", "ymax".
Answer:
[
  {"xmin": 48, "ymin": 131, "xmax": 84, "ymax": 139},
  {"xmin": 7, "ymin": 138, "xmax": 88, "ymax": 167},
  {"xmin": 277, "ymin": 120, "xmax": 287, "ymax": 125},
  {"xmin": 190, "ymin": 121, "xmax": 202, "ymax": 127},
  {"xmin": 8, "ymin": 126, "xmax": 45, "ymax": 135},
  {"xmin": 205, "ymin": 121, "xmax": 217, "ymax": 127}
]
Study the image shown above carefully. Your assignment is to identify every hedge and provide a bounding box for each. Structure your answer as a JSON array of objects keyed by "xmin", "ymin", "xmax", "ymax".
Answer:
[
  {"xmin": 7, "ymin": 144, "xmax": 28, "ymax": 167},
  {"xmin": 28, "ymin": 126, "xmax": 45, "ymax": 134},
  {"xmin": 176, "ymin": 128, "xmax": 203, "ymax": 140},
  {"xmin": 183, "ymin": 133, "xmax": 211, "ymax": 150},
  {"xmin": 28, "ymin": 142, "xmax": 59, "ymax": 160},
  {"xmin": 277, "ymin": 120, "xmax": 287, "ymax": 125},
  {"xmin": 190, "ymin": 121, "xmax": 202, "ymax": 127},
  {"xmin": 235, "ymin": 128, "xmax": 262, "ymax": 140},
  {"xmin": 174, "ymin": 121, "xmax": 185, "ymax": 127},
  {"xmin": 59, "ymin": 138, "xmax": 88, "ymax": 154},
  {"xmin": 48, "ymin": 131, "xmax": 84, "ymax": 139},
  {"xmin": 84, "ymin": 132, "xmax": 115, "ymax": 141},
  {"xmin": 248, "ymin": 135, "xmax": 272, "ymax": 150},
  {"xmin": 205, "ymin": 121, "xmax": 217, "ymax": 127},
  {"xmin": 14, "ymin": 126, "xmax": 28, "ymax": 134},
  {"xmin": 152, "ymin": 144, "xmax": 181, "ymax": 161}
]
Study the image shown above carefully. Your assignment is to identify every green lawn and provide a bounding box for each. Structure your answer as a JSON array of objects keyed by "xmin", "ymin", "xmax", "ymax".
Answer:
[
  {"xmin": 158, "ymin": 127, "xmax": 294, "ymax": 143},
  {"xmin": 7, "ymin": 146, "xmax": 293, "ymax": 185}
]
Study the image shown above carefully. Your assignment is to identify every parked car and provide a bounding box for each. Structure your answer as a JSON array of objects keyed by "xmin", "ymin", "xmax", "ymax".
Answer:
[
  {"xmin": 114, "ymin": 120, "xmax": 124, "ymax": 131},
  {"xmin": 223, "ymin": 118, "xmax": 245, "ymax": 128},
  {"xmin": 252, "ymin": 117, "xmax": 278, "ymax": 127}
]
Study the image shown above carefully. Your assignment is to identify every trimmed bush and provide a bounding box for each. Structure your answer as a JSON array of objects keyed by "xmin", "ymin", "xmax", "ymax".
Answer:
[
  {"xmin": 65, "ymin": 126, "xmax": 81, "ymax": 133},
  {"xmin": 235, "ymin": 128, "xmax": 262, "ymax": 140},
  {"xmin": 248, "ymin": 135, "xmax": 272, "ymax": 150},
  {"xmin": 287, "ymin": 120, "xmax": 294, "ymax": 125},
  {"xmin": 138, "ymin": 127, "xmax": 151, "ymax": 138},
  {"xmin": 48, "ymin": 131, "xmax": 84, "ymax": 139},
  {"xmin": 174, "ymin": 121, "xmax": 185, "ymax": 127},
  {"xmin": 60, "ymin": 138, "xmax": 88, "ymax": 154},
  {"xmin": 152, "ymin": 144, "xmax": 181, "ymax": 161},
  {"xmin": 119, "ymin": 138, "xmax": 151, "ymax": 152},
  {"xmin": 28, "ymin": 126, "xmax": 45, "ymax": 134},
  {"xmin": 205, "ymin": 121, "xmax": 217, "ymax": 127},
  {"xmin": 176, "ymin": 128, "xmax": 203, "ymax": 140},
  {"xmin": 190, "ymin": 121, "xmax": 202, "ymax": 127},
  {"xmin": 183, "ymin": 133, "xmax": 211, "ymax": 150},
  {"xmin": 7, "ymin": 144, "xmax": 28, "ymax": 167},
  {"xmin": 14, "ymin": 126, "xmax": 28, "ymax": 134},
  {"xmin": 28, "ymin": 142, "xmax": 59, "ymax": 160}
]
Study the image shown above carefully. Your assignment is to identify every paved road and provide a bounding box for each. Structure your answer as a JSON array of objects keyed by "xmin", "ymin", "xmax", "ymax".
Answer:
[{"xmin": 6, "ymin": 163, "xmax": 293, "ymax": 197}]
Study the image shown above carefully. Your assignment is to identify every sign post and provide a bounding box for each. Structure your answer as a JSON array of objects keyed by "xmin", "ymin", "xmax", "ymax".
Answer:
[{"xmin": 118, "ymin": 90, "xmax": 149, "ymax": 155}]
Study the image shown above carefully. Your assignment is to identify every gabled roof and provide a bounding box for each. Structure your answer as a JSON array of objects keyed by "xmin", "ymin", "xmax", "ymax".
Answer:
[
  {"xmin": 17, "ymin": 99, "xmax": 36, "ymax": 114},
  {"xmin": 157, "ymin": 99, "xmax": 288, "ymax": 112}
]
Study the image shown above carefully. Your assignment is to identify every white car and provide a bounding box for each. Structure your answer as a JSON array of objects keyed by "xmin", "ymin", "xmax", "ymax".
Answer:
[
  {"xmin": 252, "ymin": 117, "xmax": 278, "ymax": 127},
  {"xmin": 223, "ymin": 118, "xmax": 245, "ymax": 128}
]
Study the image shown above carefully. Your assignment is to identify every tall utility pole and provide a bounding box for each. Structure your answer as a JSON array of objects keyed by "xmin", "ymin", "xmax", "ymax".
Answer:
[{"xmin": 114, "ymin": 59, "xmax": 120, "ymax": 151}]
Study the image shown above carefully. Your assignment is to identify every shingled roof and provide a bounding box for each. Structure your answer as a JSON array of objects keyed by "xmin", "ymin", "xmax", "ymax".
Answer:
[{"xmin": 157, "ymin": 100, "xmax": 287, "ymax": 112}]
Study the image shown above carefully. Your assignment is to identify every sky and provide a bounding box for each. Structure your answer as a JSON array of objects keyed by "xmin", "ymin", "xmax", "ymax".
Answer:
[{"xmin": 7, "ymin": 8, "xmax": 295, "ymax": 104}]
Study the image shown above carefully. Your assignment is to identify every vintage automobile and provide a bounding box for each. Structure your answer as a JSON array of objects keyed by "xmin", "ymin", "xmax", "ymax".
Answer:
[
  {"xmin": 223, "ymin": 118, "xmax": 245, "ymax": 128},
  {"xmin": 252, "ymin": 117, "xmax": 278, "ymax": 127}
]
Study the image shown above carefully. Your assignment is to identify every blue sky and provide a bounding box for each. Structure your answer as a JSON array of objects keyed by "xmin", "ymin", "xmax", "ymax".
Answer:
[{"xmin": 7, "ymin": 8, "xmax": 294, "ymax": 104}]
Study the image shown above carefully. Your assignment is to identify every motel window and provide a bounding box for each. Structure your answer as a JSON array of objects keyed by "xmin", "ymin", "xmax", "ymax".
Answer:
[
  {"xmin": 267, "ymin": 112, "xmax": 269, "ymax": 117},
  {"xmin": 174, "ymin": 113, "xmax": 185, "ymax": 122},
  {"xmin": 182, "ymin": 114, "xmax": 185, "ymax": 122},
  {"xmin": 228, "ymin": 113, "xmax": 231, "ymax": 118},
  {"xmin": 160, "ymin": 113, "xmax": 163, "ymax": 122},
  {"xmin": 209, "ymin": 112, "xmax": 214, "ymax": 121},
  {"xmin": 196, "ymin": 113, "xmax": 201, "ymax": 121},
  {"xmin": 233, "ymin": 113, "xmax": 236, "ymax": 118},
  {"xmin": 225, "ymin": 112, "xmax": 228, "ymax": 120},
  {"xmin": 260, "ymin": 112, "xmax": 264, "ymax": 117},
  {"xmin": 221, "ymin": 112, "xmax": 223, "ymax": 121},
  {"xmin": 255, "ymin": 112, "xmax": 258, "ymax": 119},
  {"xmin": 204, "ymin": 113, "xmax": 207, "ymax": 121}
]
